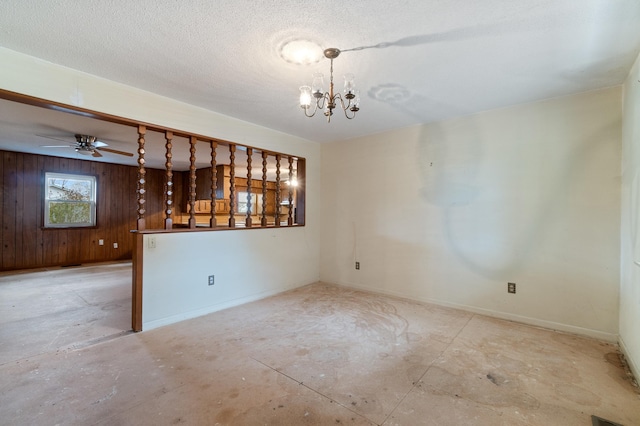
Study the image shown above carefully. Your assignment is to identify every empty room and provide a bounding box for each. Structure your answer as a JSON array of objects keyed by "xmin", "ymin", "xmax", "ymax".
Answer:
[{"xmin": 1, "ymin": 1, "xmax": 640, "ymax": 425}]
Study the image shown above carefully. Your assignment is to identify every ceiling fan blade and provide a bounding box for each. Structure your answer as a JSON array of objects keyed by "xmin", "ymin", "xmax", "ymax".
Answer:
[
  {"xmin": 97, "ymin": 147, "xmax": 134, "ymax": 157},
  {"xmin": 92, "ymin": 150, "xmax": 103, "ymax": 158},
  {"xmin": 36, "ymin": 134, "xmax": 74, "ymax": 143},
  {"xmin": 41, "ymin": 145, "xmax": 74, "ymax": 148}
]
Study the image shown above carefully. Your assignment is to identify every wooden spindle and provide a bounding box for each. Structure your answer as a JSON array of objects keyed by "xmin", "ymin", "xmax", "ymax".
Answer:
[
  {"xmin": 229, "ymin": 144, "xmax": 236, "ymax": 228},
  {"xmin": 245, "ymin": 147, "xmax": 253, "ymax": 228},
  {"xmin": 210, "ymin": 141, "xmax": 217, "ymax": 228},
  {"xmin": 294, "ymin": 158, "xmax": 306, "ymax": 226},
  {"xmin": 164, "ymin": 131, "xmax": 173, "ymax": 230},
  {"xmin": 261, "ymin": 151, "xmax": 268, "ymax": 227},
  {"xmin": 136, "ymin": 125, "xmax": 146, "ymax": 231},
  {"xmin": 288, "ymin": 156, "xmax": 294, "ymax": 226},
  {"xmin": 275, "ymin": 154, "xmax": 281, "ymax": 227},
  {"xmin": 188, "ymin": 136, "xmax": 197, "ymax": 229}
]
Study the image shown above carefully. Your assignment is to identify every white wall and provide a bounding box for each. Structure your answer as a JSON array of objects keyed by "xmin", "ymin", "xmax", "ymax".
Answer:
[
  {"xmin": 0, "ymin": 47, "xmax": 322, "ymax": 330},
  {"xmin": 321, "ymin": 88, "xmax": 622, "ymax": 341},
  {"xmin": 620, "ymin": 52, "xmax": 640, "ymax": 378},
  {"xmin": 141, "ymin": 227, "xmax": 316, "ymax": 329}
]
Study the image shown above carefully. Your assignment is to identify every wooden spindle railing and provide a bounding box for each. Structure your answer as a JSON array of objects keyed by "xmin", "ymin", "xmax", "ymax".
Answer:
[
  {"xmin": 229, "ymin": 144, "xmax": 236, "ymax": 228},
  {"xmin": 210, "ymin": 141, "xmax": 217, "ymax": 228},
  {"xmin": 126, "ymin": 125, "xmax": 305, "ymax": 231},
  {"xmin": 288, "ymin": 156, "xmax": 294, "ymax": 226},
  {"xmin": 136, "ymin": 125, "xmax": 146, "ymax": 231},
  {"xmin": 275, "ymin": 154, "xmax": 281, "ymax": 227},
  {"xmin": 164, "ymin": 131, "xmax": 173, "ymax": 230},
  {"xmin": 261, "ymin": 151, "xmax": 268, "ymax": 227},
  {"xmin": 246, "ymin": 147, "xmax": 252, "ymax": 228},
  {"xmin": 188, "ymin": 136, "xmax": 197, "ymax": 229}
]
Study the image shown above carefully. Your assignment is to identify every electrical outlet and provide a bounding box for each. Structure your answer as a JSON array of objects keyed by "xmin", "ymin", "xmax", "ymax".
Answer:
[
  {"xmin": 355, "ymin": 261, "xmax": 360, "ymax": 270},
  {"xmin": 148, "ymin": 236, "xmax": 156, "ymax": 249},
  {"xmin": 98, "ymin": 239, "xmax": 104, "ymax": 246},
  {"xmin": 113, "ymin": 242, "xmax": 118, "ymax": 249},
  {"xmin": 208, "ymin": 275, "xmax": 215, "ymax": 286},
  {"xmin": 508, "ymin": 282, "xmax": 516, "ymax": 294}
]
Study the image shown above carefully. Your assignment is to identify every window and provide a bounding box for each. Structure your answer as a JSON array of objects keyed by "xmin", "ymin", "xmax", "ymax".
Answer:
[
  {"xmin": 44, "ymin": 172, "xmax": 97, "ymax": 228},
  {"xmin": 236, "ymin": 192, "xmax": 262, "ymax": 215}
]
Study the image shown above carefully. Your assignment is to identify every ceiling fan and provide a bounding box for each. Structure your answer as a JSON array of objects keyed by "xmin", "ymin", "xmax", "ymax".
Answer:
[{"xmin": 41, "ymin": 134, "xmax": 133, "ymax": 158}]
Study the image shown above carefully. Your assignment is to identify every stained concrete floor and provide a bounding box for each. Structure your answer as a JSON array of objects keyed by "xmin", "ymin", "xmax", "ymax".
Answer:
[{"xmin": 1, "ymin": 264, "xmax": 639, "ymax": 425}]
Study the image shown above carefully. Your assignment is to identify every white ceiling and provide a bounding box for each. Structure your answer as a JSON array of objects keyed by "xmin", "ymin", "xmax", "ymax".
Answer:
[{"xmin": 0, "ymin": 0, "xmax": 639, "ymax": 165}]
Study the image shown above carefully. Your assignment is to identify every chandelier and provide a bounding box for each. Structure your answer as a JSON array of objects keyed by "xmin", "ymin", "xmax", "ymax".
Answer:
[{"xmin": 299, "ymin": 48, "xmax": 360, "ymax": 122}]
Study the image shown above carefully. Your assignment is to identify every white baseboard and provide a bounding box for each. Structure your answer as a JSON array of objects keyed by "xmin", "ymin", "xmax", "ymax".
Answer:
[{"xmin": 335, "ymin": 281, "xmax": 618, "ymax": 342}]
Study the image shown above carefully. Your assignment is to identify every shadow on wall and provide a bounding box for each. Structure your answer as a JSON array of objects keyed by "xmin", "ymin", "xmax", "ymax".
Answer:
[
  {"xmin": 416, "ymin": 117, "xmax": 620, "ymax": 281},
  {"xmin": 369, "ymin": 82, "xmax": 619, "ymax": 281}
]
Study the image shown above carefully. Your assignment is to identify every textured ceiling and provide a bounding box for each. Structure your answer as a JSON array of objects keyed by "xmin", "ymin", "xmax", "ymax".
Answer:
[{"xmin": 0, "ymin": 0, "xmax": 639, "ymax": 149}]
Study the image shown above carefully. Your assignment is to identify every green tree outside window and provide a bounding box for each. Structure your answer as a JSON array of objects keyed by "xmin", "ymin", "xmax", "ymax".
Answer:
[{"xmin": 44, "ymin": 172, "xmax": 97, "ymax": 227}]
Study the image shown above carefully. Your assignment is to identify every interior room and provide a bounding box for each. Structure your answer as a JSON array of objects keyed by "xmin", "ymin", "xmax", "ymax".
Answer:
[{"xmin": 1, "ymin": 1, "xmax": 640, "ymax": 425}]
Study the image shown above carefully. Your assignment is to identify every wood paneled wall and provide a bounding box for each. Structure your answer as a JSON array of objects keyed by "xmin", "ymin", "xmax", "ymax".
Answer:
[{"xmin": 0, "ymin": 150, "xmax": 177, "ymax": 271}]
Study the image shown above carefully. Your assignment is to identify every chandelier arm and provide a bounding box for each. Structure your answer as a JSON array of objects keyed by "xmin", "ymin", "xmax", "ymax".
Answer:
[
  {"xmin": 343, "ymin": 107, "xmax": 357, "ymax": 119},
  {"xmin": 303, "ymin": 103, "xmax": 318, "ymax": 118},
  {"xmin": 332, "ymin": 93, "xmax": 358, "ymax": 119},
  {"xmin": 316, "ymin": 94, "xmax": 329, "ymax": 110},
  {"xmin": 335, "ymin": 93, "xmax": 351, "ymax": 111}
]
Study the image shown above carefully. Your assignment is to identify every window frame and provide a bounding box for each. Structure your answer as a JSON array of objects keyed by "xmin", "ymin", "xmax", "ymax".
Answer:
[{"xmin": 44, "ymin": 172, "xmax": 98, "ymax": 228}]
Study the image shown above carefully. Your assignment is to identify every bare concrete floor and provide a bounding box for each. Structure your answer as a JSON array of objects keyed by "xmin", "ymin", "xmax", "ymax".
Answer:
[
  {"xmin": 0, "ymin": 266, "xmax": 639, "ymax": 425},
  {"xmin": 0, "ymin": 262, "xmax": 131, "ymax": 365}
]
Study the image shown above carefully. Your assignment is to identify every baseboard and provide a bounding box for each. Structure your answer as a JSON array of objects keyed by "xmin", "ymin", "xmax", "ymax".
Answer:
[
  {"xmin": 142, "ymin": 282, "xmax": 309, "ymax": 331},
  {"xmin": 335, "ymin": 281, "xmax": 618, "ymax": 342},
  {"xmin": 619, "ymin": 336, "xmax": 640, "ymax": 383}
]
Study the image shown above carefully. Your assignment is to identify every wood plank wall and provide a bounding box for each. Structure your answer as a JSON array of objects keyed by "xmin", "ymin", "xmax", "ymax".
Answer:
[{"xmin": 0, "ymin": 150, "xmax": 178, "ymax": 271}]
